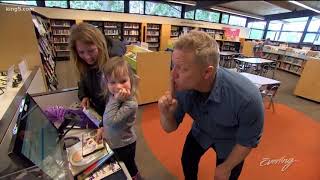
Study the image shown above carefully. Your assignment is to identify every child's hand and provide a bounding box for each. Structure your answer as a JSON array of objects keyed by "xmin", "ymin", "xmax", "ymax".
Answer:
[
  {"xmin": 95, "ymin": 128, "xmax": 104, "ymax": 144},
  {"xmin": 115, "ymin": 88, "xmax": 131, "ymax": 101}
]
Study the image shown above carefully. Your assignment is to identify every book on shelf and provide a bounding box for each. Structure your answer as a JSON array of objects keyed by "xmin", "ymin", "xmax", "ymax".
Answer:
[{"xmin": 82, "ymin": 130, "xmax": 104, "ymax": 157}]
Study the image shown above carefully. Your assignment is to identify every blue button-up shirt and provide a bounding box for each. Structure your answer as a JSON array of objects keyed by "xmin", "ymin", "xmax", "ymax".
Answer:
[{"xmin": 174, "ymin": 68, "xmax": 264, "ymax": 159}]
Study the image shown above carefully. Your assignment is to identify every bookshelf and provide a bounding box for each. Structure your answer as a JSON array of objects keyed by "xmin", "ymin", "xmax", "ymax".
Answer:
[
  {"xmin": 146, "ymin": 23, "xmax": 161, "ymax": 51},
  {"xmin": 122, "ymin": 22, "xmax": 141, "ymax": 44},
  {"xmin": 124, "ymin": 45, "xmax": 171, "ymax": 104},
  {"xmin": 170, "ymin": 25, "xmax": 180, "ymax": 38},
  {"xmin": 51, "ymin": 19, "xmax": 75, "ymax": 60},
  {"xmin": 199, "ymin": 28, "xmax": 224, "ymax": 40},
  {"xmin": 217, "ymin": 40, "xmax": 241, "ymax": 52},
  {"xmin": 104, "ymin": 21, "xmax": 122, "ymax": 40},
  {"xmin": 83, "ymin": 20, "xmax": 104, "ymax": 33},
  {"xmin": 31, "ymin": 13, "xmax": 58, "ymax": 91},
  {"xmin": 261, "ymin": 45, "xmax": 316, "ymax": 76}
]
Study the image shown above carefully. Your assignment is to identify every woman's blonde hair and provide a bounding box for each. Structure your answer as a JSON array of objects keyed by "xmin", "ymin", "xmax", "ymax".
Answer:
[
  {"xmin": 174, "ymin": 30, "xmax": 220, "ymax": 68},
  {"xmin": 69, "ymin": 22, "xmax": 109, "ymax": 76},
  {"xmin": 101, "ymin": 57, "xmax": 139, "ymax": 98}
]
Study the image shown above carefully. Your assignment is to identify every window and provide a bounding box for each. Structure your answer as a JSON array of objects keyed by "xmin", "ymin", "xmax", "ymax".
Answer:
[
  {"xmin": 307, "ymin": 16, "xmax": 320, "ymax": 32},
  {"xmin": 303, "ymin": 33, "xmax": 317, "ymax": 43},
  {"xmin": 228, "ymin": 15, "xmax": 246, "ymax": 27},
  {"xmin": 45, "ymin": 1, "xmax": 67, "ymax": 8},
  {"xmin": 279, "ymin": 32, "xmax": 302, "ymax": 43},
  {"xmin": 129, "ymin": 1, "xmax": 144, "ymax": 14},
  {"xmin": 282, "ymin": 17, "xmax": 308, "ymax": 31},
  {"xmin": 1, "ymin": 0, "xmax": 37, "ymax": 6},
  {"xmin": 145, "ymin": 1, "xmax": 181, "ymax": 18},
  {"xmin": 195, "ymin": 10, "xmax": 220, "ymax": 23},
  {"xmin": 70, "ymin": 1, "xmax": 124, "ymax": 12},
  {"xmin": 314, "ymin": 35, "xmax": 320, "ymax": 45},
  {"xmin": 221, "ymin": 13, "xmax": 229, "ymax": 24},
  {"xmin": 247, "ymin": 21, "xmax": 266, "ymax": 29},
  {"xmin": 268, "ymin": 21, "xmax": 282, "ymax": 31},
  {"xmin": 184, "ymin": 10, "xmax": 194, "ymax": 20},
  {"xmin": 249, "ymin": 29, "xmax": 264, "ymax": 39},
  {"xmin": 266, "ymin": 31, "xmax": 280, "ymax": 41}
]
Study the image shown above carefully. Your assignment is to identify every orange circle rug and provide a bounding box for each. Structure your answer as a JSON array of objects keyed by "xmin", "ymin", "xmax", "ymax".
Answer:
[{"xmin": 140, "ymin": 103, "xmax": 320, "ymax": 180}]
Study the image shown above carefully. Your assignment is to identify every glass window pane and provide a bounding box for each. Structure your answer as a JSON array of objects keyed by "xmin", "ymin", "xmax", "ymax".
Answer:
[
  {"xmin": 247, "ymin": 21, "xmax": 266, "ymax": 29},
  {"xmin": 266, "ymin": 31, "xmax": 280, "ymax": 41},
  {"xmin": 45, "ymin": 1, "xmax": 67, "ymax": 8},
  {"xmin": 129, "ymin": 1, "xmax": 144, "ymax": 14},
  {"xmin": 70, "ymin": 1, "xmax": 124, "ymax": 12},
  {"xmin": 1, "ymin": 0, "xmax": 37, "ymax": 6},
  {"xmin": 314, "ymin": 35, "xmax": 320, "ymax": 45},
  {"xmin": 303, "ymin": 33, "xmax": 317, "ymax": 43},
  {"xmin": 184, "ymin": 10, "xmax": 194, "ymax": 19},
  {"xmin": 195, "ymin": 10, "xmax": 220, "ymax": 23},
  {"xmin": 145, "ymin": 1, "xmax": 181, "ymax": 18},
  {"xmin": 268, "ymin": 21, "xmax": 282, "ymax": 30},
  {"xmin": 221, "ymin": 13, "xmax": 229, "ymax": 24},
  {"xmin": 307, "ymin": 16, "xmax": 320, "ymax": 32},
  {"xmin": 279, "ymin": 32, "xmax": 302, "ymax": 43},
  {"xmin": 282, "ymin": 17, "xmax": 308, "ymax": 31},
  {"xmin": 228, "ymin": 15, "xmax": 246, "ymax": 27},
  {"xmin": 249, "ymin": 29, "xmax": 264, "ymax": 39}
]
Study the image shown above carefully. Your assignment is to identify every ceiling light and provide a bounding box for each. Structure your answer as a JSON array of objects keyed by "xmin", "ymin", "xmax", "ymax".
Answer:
[
  {"xmin": 211, "ymin": 7, "xmax": 265, "ymax": 20},
  {"xmin": 167, "ymin": 1, "xmax": 196, "ymax": 6},
  {"xmin": 288, "ymin": 1, "xmax": 320, "ymax": 13}
]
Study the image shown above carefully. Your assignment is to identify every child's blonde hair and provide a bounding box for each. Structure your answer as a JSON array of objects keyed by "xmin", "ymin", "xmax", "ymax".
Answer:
[{"xmin": 101, "ymin": 57, "xmax": 139, "ymax": 98}]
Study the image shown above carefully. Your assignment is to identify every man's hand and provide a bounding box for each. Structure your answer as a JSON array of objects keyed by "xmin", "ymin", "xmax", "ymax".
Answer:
[
  {"xmin": 95, "ymin": 127, "xmax": 104, "ymax": 144},
  {"xmin": 158, "ymin": 91, "xmax": 178, "ymax": 117},
  {"xmin": 214, "ymin": 164, "xmax": 231, "ymax": 180},
  {"xmin": 81, "ymin": 97, "xmax": 90, "ymax": 109},
  {"xmin": 115, "ymin": 88, "xmax": 131, "ymax": 102}
]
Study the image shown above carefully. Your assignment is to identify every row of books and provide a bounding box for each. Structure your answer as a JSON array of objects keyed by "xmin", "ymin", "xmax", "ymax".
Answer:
[
  {"xmin": 53, "ymin": 29, "xmax": 70, "ymax": 35},
  {"xmin": 54, "ymin": 37, "xmax": 69, "ymax": 43},
  {"xmin": 123, "ymin": 30, "xmax": 139, "ymax": 36},
  {"xmin": 32, "ymin": 13, "xmax": 58, "ymax": 91},
  {"xmin": 51, "ymin": 20, "xmax": 71, "ymax": 27}
]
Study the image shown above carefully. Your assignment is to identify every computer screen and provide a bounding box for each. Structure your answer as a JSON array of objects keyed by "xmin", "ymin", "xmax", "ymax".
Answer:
[{"xmin": 8, "ymin": 93, "xmax": 71, "ymax": 179}]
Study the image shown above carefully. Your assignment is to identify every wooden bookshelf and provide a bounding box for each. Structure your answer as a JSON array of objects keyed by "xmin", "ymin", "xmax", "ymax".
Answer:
[
  {"xmin": 146, "ymin": 23, "xmax": 161, "ymax": 51},
  {"xmin": 122, "ymin": 22, "xmax": 141, "ymax": 44},
  {"xmin": 294, "ymin": 59, "xmax": 320, "ymax": 102},
  {"xmin": 104, "ymin": 21, "xmax": 122, "ymax": 40},
  {"xmin": 50, "ymin": 19, "xmax": 75, "ymax": 61},
  {"xmin": 124, "ymin": 45, "xmax": 171, "ymax": 105},
  {"xmin": 199, "ymin": 28, "xmax": 224, "ymax": 40},
  {"xmin": 83, "ymin": 20, "xmax": 104, "ymax": 33},
  {"xmin": 261, "ymin": 46, "xmax": 315, "ymax": 76},
  {"xmin": 32, "ymin": 13, "xmax": 58, "ymax": 91},
  {"xmin": 216, "ymin": 40, "xmax": 241, "ymax": 52}
]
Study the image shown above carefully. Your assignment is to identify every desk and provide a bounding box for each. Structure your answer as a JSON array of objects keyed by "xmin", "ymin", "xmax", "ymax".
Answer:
[
  {"xmin": 240, "ymin": 72, "xmax": 280, "ymax": 87},
  {"xmin": 220, "ymin": 51, "xmax": 242, "ymax": 56},
  {"xmin": 235, "ymin": 58, "xmax": 274, "ymax": 64}
]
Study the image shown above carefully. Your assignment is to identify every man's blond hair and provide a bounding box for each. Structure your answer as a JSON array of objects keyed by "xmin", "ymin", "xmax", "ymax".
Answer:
[{"xmin": 174, "ymin": 30, "xmax": 220, "ymax": 68}]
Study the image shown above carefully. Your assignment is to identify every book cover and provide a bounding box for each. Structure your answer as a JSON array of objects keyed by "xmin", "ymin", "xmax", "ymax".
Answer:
[
  {"xmin": 83, "ymin": 107, "xmax": 102, "ymax": 128},
  {"xmin": 82, "ymin": 130, "xmax": 104, "ymax": 157}
]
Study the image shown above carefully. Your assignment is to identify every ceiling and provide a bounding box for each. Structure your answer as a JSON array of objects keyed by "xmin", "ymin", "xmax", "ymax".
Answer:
[{"xmin": 168, "ymin": 1, "xmax": 320, "ymax": 19}]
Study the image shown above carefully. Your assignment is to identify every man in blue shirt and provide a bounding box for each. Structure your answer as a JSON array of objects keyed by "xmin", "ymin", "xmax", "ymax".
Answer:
[{"xmin": 158, "ymin": 31, "xmax": 264, "ymax": 180}]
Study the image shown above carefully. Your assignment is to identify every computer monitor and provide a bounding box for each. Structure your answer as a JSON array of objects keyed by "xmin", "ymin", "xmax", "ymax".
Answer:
[{"xmin": 8, "ymin": 93, "xmax": 71, "ymax": 179}]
